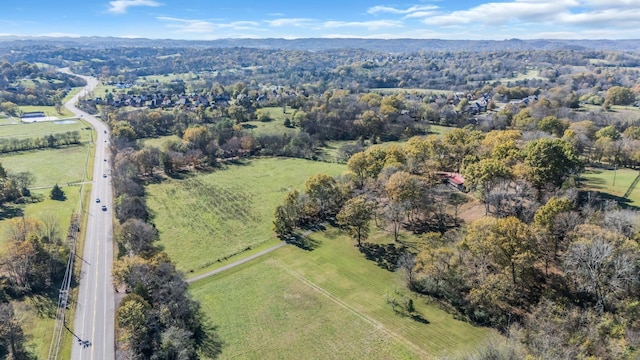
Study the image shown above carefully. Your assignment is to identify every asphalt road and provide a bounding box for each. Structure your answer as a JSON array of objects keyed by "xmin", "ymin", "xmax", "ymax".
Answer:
[{"xmin": 62, "ymin": 71, "xmax": 116, "ymax": 360}]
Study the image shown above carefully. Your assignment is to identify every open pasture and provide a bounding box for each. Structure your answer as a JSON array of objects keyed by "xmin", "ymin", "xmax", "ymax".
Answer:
[
  {"xmin": 142, "ymin": 134, "xmax": 181, "ymax": 149},
  {"xmin": 145, "ymin": 158, "xmax": 345, "ymax": 275},
  {"xmin": 19, "ymin": 105, "xmax": 74, "ymax": 119},
  {"xmin": 581, "ymin": 167, "xmax": 640, "ymax": 206},
  {"xmin": 316, "ymin": 126, "xmax": 451, "ymax": 162},
  {"xmin": 496, "ymin": 69, "xmax": 545, "ymax": 83},
  {"xmin": 0, "ymin": 145, "xmax": 91, "ymax": 188},
  {"xmin": 191, "ymin": 227, "xmax": 495, "ymax": 359},
  {"xmin": 242, "ymin": 107, "xmax": 298, "ymax": 136},
  {"xmin": 0, "ymin": 119, "xmax": 92, "ymax": 141}
]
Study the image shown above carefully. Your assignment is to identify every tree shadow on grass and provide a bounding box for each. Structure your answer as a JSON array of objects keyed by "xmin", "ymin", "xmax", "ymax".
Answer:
[
  {"xmin": 0, "ymin": 204, "xmax": 24, "ymax": 221},
  {"xmin": 165, "ymin": 170, "xmax": 199, "ymax": 180},
  {"xmin": 578, "ymin": 190, "xmax": 639, "ymax": 210},
  {"xmin": 359, "ymin": 242, "xmax": 404, "ymax": 271},
  {"xmin": 410, "ymin": 313, "xmax": 430, "ymax": 324},
  {"xmin": 405, "ymin": 215, "xmax": 457, "ymax": 235},
  {"xmin": 285, "ymin": 234, "xmax": 321, "ymax": 251}
]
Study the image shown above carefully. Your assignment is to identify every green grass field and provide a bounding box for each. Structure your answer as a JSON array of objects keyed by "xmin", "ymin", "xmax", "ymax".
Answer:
[
  {"xmin": 62, "ymin": 87, "xmax": 83, "ymax": 103},
  {"xmin": 19, "ymin": 105, "xmax": 74, "ymax": 119},
  {"xmin": 0, "ymin": 117, "xmax": 18, "ymax": 125},
  {"xmin": 0, "ymin": 185, "xmax": 86, "ymax": 359},
  {"xmin": 0, "ymin": 145, "xmax": 92, "ymax": 188},
  {"xmin": 0, "ymin": 186, "xmax": 82, "ymax": 250},
  {"xmin": 145, "ymin": 158, "xmax": 346, "ymax": 275},
  {"xmin": 191, "ymin": 227, "xmax": 495, "ymax": 359},
  {"xmin": 0, "ymin": 119, "xmax": 92, "ymax": 141},
  {"xmin": 581, "ymin": 167, "xmax": 640, "ymax": 206},
  {"xmin": 317, "ymin": 126, "xmax": 452, "ymax": 162},
  {"xmin": 429, "ymin": 124, "xmax": 454, "ymax": 135},
  {"xmin": 242, "ymin": 107, "xmax": 299, "ymax": 136},
  {"xmin": 141, "ymin": 135, "xmax": 181, "ymax": 149},
  {"xmin": 496, "ymin": 69, "xmax": 544, "ymax": 83}
]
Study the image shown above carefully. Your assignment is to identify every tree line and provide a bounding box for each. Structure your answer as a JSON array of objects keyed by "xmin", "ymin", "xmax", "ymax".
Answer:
[
  {"xmin": 109, "ymin": 138, "xmax": 222, "ymax": 359},
  {"xmin": 0, "ymin": 131, "xmax": 81, "ymax": 153}
]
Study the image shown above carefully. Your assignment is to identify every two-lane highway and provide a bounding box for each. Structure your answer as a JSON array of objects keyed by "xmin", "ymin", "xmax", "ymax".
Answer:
[{"xmin": 62, "ymin": 70, "xmax": 116, "ymax": 360}]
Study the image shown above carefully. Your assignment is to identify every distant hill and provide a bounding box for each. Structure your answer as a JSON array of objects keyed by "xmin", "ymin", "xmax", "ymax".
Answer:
[{"xmin": 0, "ymin": 36, "xmax": 639, "ymax": 53}]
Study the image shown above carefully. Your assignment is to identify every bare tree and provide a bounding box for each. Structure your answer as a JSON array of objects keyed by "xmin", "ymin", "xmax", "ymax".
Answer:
[
  {"xmin": 564, "ymin": 237, "xmax": 638, "ymax": 311},
  {"xmin": 602, "ymin": 209, "xmax": 639, "ymax": 239}
]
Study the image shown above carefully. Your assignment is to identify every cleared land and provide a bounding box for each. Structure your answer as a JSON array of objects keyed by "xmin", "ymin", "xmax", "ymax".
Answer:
[
  {"xmin": 19, "ymin": 105, "xmax": 74, "ymax": 119},
  {"xmin": 0, "ymin": 119, "xmax": 92, "ymax": 141},
  {"xmin": 496, "ymin": 69, "xmax": 544, "ymax": 83},
  {"xmin": 243, "ymin": 107, "xmax": 298, "ymax": 136},
  {"xmin": 142, "ymin": 135, "xmax": 181, "ymax": 149},
  {"xmin": 317, "ymin": 126, "xmax": 452, "ymax": 162},
  {"xmin": 581, "ymin": 167, "xmax": 640, "ymax": 206},
  {"xmin": 0, "ymin": 145, "xmax": 91, "ymax": 187},
  {"xmin": 145, "ymin": 158, "xmax": 346, "ymax": 275},
  {"xmin": 191, "ymin": 227, "xmax": 495, "ymax": 359}
]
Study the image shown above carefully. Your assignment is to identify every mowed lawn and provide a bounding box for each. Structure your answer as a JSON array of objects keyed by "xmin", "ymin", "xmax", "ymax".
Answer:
[
  {"xmin": 191, "ymin": 227, "xmax": 495, "ymax": 359},
  {"xmin": 581, "ymin": 167, "xmax": 640, "ymax": 206},
  {"xmin": 146, "ymin": 158, "xmax": 346, "ymax": 274}
]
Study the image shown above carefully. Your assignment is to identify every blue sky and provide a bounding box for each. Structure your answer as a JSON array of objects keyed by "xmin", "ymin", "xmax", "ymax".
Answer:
[{"xmin": 1, "ymin": 0, "xmax": 638, "ymax": 40}]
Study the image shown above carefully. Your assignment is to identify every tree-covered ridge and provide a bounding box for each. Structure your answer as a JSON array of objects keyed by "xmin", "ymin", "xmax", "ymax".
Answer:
[{"xmin": 0, "ymin": 60, "xmax": 85, "ymax": 107}]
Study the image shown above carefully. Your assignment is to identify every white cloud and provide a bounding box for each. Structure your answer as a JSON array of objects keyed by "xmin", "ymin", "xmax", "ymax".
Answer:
[
  {"xmin": 322, "ymin": 20, "xmax": 402, "ymax": 30},
  {"xmin": 402, "ymin": 11, "xmax": 438, "ymax": 19},
  {"xmin": 108, "ymin": 0, "xmax": 162, "ymax": 14},
  {"xmin": 367, "ymin": 5, "xmax": 438, "ymax": 15},
  {"xmin": 416, "ymin": 0, "xmax": 640, "ymax": 31},
  {"xmin": 580, "ymin": 0, "xmax": 640, "ymax": 9},
  {"xmin": 157, "ymin": 16, "xmax": 261, "ymax": 34},
  {"xmin": 559, "ymin": 8, "xmax": 640, "ymax": 28},
  {"xmin": 423, "ymin": 0, "xmax": 578, "ymax": 26},
  {"xmin": 264, "ymin": 18, "xmax": 316, "ymax": 27},
  {"xmin": 38, "ymin": 32, "xmax": 82, "ymax": 37}
]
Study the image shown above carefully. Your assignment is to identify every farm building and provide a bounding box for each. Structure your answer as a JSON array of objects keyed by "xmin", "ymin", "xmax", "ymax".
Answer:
[
  {"xmin": 20, "ymin": 111, "xmax": 46, "ymax": 119},
  {"xmin": 437, "ymin": 172, "xmax": 466, "ymax": 192}
]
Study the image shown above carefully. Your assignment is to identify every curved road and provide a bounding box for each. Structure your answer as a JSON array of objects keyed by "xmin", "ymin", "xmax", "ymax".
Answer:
[{"xmin": 62, "ymin": 71, "xmax": 116, "ymax": 360}]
